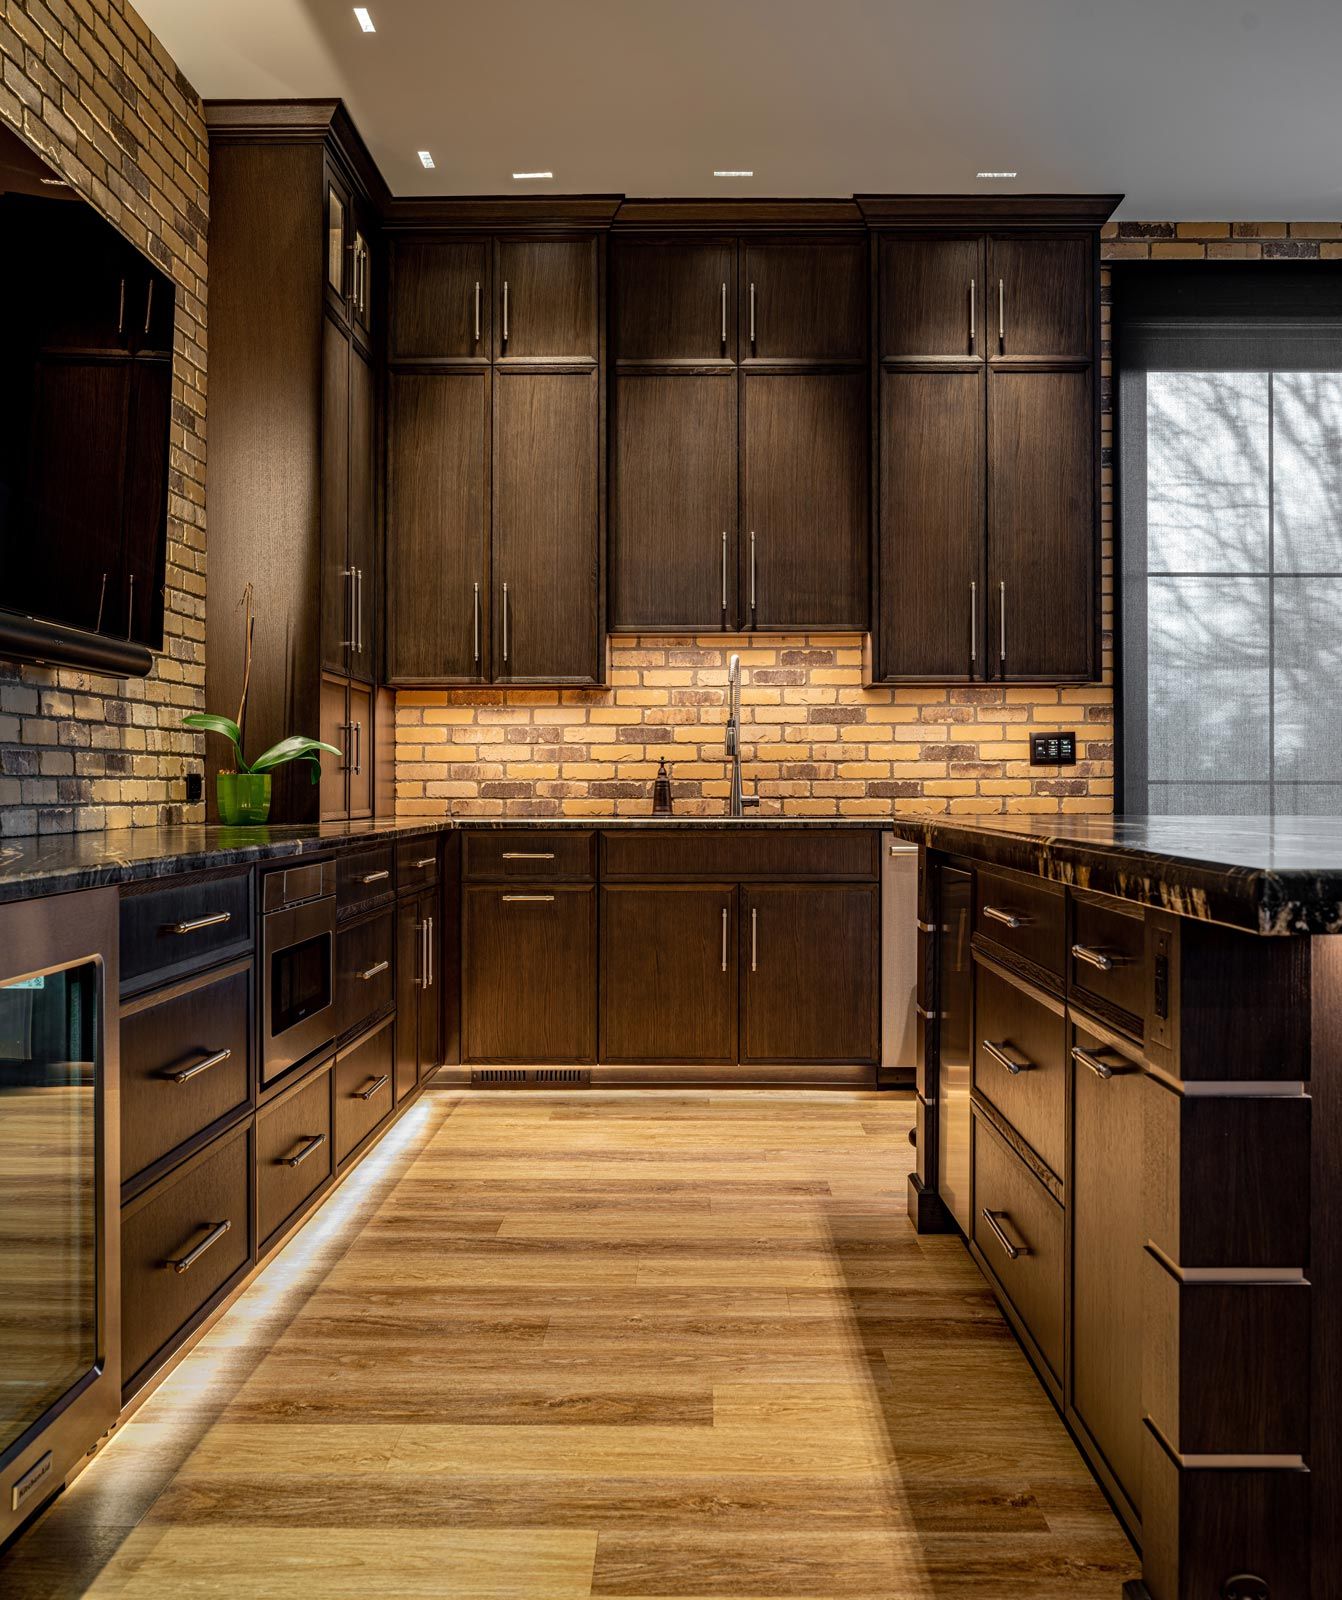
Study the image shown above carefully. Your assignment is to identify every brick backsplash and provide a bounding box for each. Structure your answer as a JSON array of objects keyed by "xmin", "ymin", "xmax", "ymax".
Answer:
[{"xmin": 0, "ymin": 0, "xmax": 206, "ymax": 837}]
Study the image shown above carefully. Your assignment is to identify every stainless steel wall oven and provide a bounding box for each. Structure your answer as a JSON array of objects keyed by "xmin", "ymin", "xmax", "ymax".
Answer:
[{"xmin": 261, "ymin": 861, "xmax": 336, "ymax": 1085}]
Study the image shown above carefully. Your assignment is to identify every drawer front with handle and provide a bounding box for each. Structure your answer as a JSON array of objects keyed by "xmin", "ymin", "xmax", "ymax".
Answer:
[
  {"xmin": 121, "ymin": 1124, "xmax": 252, "ymax": 1391},
  {"xmin": 335, "ymin": 907, "xmax": 395, "ymax": 1040},
  {"xmin": 334, "ymin": 1019, "xmax": 395, "ymax": 1164},
  {"xmin": 257, "ymin": 1061, "xmax": 333, "ymax": 1251},
  {"xmin": 120, "ymin": 961, "xmax": 252, "ymax": 1186},
  {"xmin": 395, "ymin": 836, "xmax": 441, "ymax": 891},
  {"xmin": 1069, "ymin": 893, "xmax": 1146, "ymax": 1035},
  {"xmin": 119, "ymin": 869, "xmax": 253, "ymax": 994},
  {"xmin": 463, "ymin": 830, "xmax": 595, "ymax": 883},
  {"xmin": 972, "ymin": 1112, "xmax": 1064, "ymax": 1382},
  {"xmin": 973, "ymin": 958, "xmax": 1066, "ymax": 1179},
  {"xmin": 337, "ymin": 844, "xmax": 395, "ymax": 915},
  {"xmin": 974, "ymin": 869, "xmax": 1065, "ymax": 978}
]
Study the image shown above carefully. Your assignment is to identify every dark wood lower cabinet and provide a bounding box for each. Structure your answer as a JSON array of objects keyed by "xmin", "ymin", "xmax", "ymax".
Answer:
[
  {"xmin": 396, "ymin": 887, "xmax": 442, "ymax": 1100},
  {"xmin": 463, "ymin": 884, "xmax": 597, "ymax": 1063},
  {"xmin": 334, "ymin": 1018, "xmax": 395, "ymax": 1165},
  {"xmin": 334, "ymin": 906, "xmax": 395, "ymax": 1041},
  {"xmin": 600, "ymin": 884, "xmax": 738, "ymax": 1064},
  {"xmin": 740, "ymin": 884, "xmax": 878, "ymax": 1064},
  {"xmin": 256, "ymin": 1060, "xmax": 333, "ymax": 1253}
]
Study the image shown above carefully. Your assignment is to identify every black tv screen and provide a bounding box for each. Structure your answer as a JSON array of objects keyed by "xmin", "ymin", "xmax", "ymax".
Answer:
[{"xmin": 0, "ymin": 121, "xmax": 175, "ymax": 673}]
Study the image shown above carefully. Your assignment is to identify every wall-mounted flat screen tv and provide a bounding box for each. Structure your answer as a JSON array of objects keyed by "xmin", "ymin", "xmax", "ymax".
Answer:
[{"xmin": 0, "ymin": 120, "xmax": 175, "ymax": 676}]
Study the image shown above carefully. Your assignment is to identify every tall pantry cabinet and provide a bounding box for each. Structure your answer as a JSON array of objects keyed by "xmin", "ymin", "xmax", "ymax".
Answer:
[{"xmin": 204, "ymin": 102, "xmax": 391, "ymax": 822}]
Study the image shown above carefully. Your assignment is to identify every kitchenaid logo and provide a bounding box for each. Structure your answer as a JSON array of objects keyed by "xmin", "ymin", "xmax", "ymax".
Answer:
[{"xmin": 11, "ymin": 1450, "xmax": 53, "ymax": 1512}]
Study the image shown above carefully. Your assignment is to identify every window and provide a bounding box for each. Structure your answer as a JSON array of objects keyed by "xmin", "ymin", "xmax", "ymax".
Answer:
[{"xmin": 1117, "ymin": 266, "xmax": 1342, "ymax": 814}]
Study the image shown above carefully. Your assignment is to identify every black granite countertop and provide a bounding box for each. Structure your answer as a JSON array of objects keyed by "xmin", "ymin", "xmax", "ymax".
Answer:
[{"xmin": 887, "ymin": 813, "xmax": 1342, "ymax": 935}]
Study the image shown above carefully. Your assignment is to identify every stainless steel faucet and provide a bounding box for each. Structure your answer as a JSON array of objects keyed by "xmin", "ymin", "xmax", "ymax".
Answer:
[{"xmin": 726, "ymin": 653, "xmax": 759, "ymax": 818}]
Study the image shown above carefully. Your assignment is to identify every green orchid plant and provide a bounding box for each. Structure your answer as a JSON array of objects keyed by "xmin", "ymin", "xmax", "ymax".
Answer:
[{"xmin": 181, "ymin": 712, "xmax": 339, "ymax": 786}]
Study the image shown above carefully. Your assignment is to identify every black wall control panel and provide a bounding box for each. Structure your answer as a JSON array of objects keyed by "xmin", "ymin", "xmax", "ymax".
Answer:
[{"xmin": 1030, "ymin": 731, "xmax": 1077, "ymax": 766}]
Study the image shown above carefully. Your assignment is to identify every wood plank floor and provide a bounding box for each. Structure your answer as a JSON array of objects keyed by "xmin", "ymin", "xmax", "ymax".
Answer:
[{"xmin": 0, "ymin": 1089, "xmax": 1140, "ymax": 1598}]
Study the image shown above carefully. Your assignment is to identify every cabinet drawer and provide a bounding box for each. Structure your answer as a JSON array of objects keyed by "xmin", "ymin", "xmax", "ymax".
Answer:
[
  {"xmin": 119, "ymin": 869, "xmax": 252, "ymax": 994},
  {"xmin": 337, "ymin": 844, "xmax": 395, "ymax": 914},
  {"xmin": 974, "ymin": 870, "xmax": 1064, "ymax": 978},
  {"xmin": 335, "ymin": 907, "xmax": 395, "ymax": 1040},
  {"xmin": 1070, "ymin": 894, "xmax": 1145, "ymax": 1034},
  {"xmin": 601, "ymin": 829, "xmax": 879, "ymax": 882},
  {"xmin": 463, "ymin": 830, "xmax": 595, "ymax": 882},
  {"xmin": 396, "ymin": 836, "xmax": 441, "ymax": 892},
  {"xmin": 972, "ymin": 1114, "xmax": 1064, "ymax": 1382},
  {"xmin": 120, "ymin": 961, "xmax": 252, "ymax": 1186},
  {"xmin": 121, "ymin": 1124, "xmax": 252, "ymax": 1392},
  {"xmin": 334, "ymin": 1019, "xmax": 394, "ymax": 1164},
  {"xmin": 973, "ymin": 959, "xmax": 1066, "ymax": 1178},
  {"xmin": 257, "ymin": 1061, "xmax": 333, "ymax": 1250}
]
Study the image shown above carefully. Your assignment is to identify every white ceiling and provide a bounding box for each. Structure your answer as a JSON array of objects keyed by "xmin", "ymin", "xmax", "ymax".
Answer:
[{"xmin": 137, "ymin": 0, "xmax": 1342, "ymax": 218}]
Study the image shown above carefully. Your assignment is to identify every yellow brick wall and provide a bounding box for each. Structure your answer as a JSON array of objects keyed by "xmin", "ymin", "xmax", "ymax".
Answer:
[{"xmin": 396, "ymin": 218, "xmax": 1339, "ymax": 821}]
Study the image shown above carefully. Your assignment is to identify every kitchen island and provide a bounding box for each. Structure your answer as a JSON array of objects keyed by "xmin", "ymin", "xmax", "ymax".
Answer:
[{"xmin": 890, "ymin": 813, "xmax": 1339, "ymax": 1600}]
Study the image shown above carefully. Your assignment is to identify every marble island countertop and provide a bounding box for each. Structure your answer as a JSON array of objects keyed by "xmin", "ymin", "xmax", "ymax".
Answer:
[{"xmin": 5, "ymin": 810, "xmax": 1342, "ymax": 933}]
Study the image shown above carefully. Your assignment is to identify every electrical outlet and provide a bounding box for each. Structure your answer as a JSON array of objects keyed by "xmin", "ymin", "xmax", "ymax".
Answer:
[
  {"xmin": 1030, "ymin": 732, "xmax": 1077, "ymax": 767},
  {"xmin": 185, "ymin": 771, "xmax": 203, "ymax": 804}
]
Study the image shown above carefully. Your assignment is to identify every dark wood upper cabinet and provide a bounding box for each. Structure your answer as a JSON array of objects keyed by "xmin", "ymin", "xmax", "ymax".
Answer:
[
  {"xmin": 493, "ymin": 369, "xmax": 600, "ymax": 682},
  {"xmin": 740, "ymin": 884, "xmax": 878, "ymax": 1064},
  {"xmin": 988, "ymin": 368, "xmax": 1094, "ymax": 679},
  {"xmin": 496, "ymin": 238, "xmax": 598, "ymax": 360},
  {"xmin": 386, "ymin": 370, "xmax": 490, "ymax": 682},
  {"xmin": 741, "ymin": 371, "xmax": 869, "ymax": 630},
  {"xmin": 611, "ymin": 238, "xmax": 735, "ymax": 362},
  {"xmin": 348, "ymin": 343, "xmax": 376, "ymax": 682},
  {"xmin": 988, "ymin": 235, "xmax": 1091, "ymax": 360},
  {"xmin": 876, "ymin": 368, "xmax": 984, "ymax": 679},
  {"xmin": 879, "ymin": 235, "xmax": 983, "ymax": 360},
  {"xmin": 389, "ymin": 238, "xmax": 490, "ymax": 361},
  {"xmin": 610, "ymin": 373, "xmax": 736, "ymax": 631},
  {"xmin": 600, "ymin": 885, "xmax": 738, "ymax": 1064},
  {"xmin": 742, "ymin": 239, "xmax": 867, "ymax": 362}
]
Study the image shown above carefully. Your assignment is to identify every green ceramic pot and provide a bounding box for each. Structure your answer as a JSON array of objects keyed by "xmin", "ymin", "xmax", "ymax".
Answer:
[{"xmin": 216, "ymin": 771, "xmax": 272, "ymax": 825}]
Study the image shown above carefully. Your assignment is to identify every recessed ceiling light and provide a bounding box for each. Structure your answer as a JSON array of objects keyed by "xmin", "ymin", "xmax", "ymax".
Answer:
[
  {"xmin": 417, "ymin": 150, "xmax": 435, "ymax": 169},
  {"xmin": 714, "ymin": 169, "xmax": 754, "ymax": 178},
  {"xmin": 976, "ymin": 170, "xmax": 1018, "ymax": 179},
  {"xmin": 353, "ymin": 6, "xmax": 375, "ymax": 31},
  {"xmin": 512, "ymin": 171, "xmax": 554, "ymax": 181}
]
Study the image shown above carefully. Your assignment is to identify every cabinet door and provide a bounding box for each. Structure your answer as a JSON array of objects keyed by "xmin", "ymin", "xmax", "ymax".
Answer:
[
  {"xmin": 348, "ymin": 343, "xmax": 376, "ymax": 682},
  {"xmin": 394, "ymin": 895, "xmax": 421, "ymax": 1103},
  {"xmin": 741, "ymin": 885, "xmax": 878, "ymax": 1064},
  {"xmin": 612, "ymin": 238, "xmax": 735, "ymax": 361},
  {"xmin": 463, "ymin": 885, "xmax": 596, "ymax": 1063},
  {"xmin": 348, "ymin": 680, "xmax": 373, "ymax": 819},
  {"xmin": 600, "ymin": 885, "xmax": 737, "ymax": 1064},
  {"xmin": 418, "ymin": 887, "xmax": 442, "ymax": 1079},
  {"xmin": 879, "ymin": 236, "xmax": 983, "ymax": 360},
  {"xmin": 610, "ymin": 374, "xmax": 736, "ymax": 630},
  {"xmin": 1070, "ymin": 1026, "xmax": 1145, "ymax": 1521},
  {"xmin": 988, "ymin": 236, "xmax": 1091, "ymax": 360},
  {"xmin": 390, "ymin": 238, "xmax": 490, "ymax": 361},
  {"xmin": 875, "ymin": 368, "xmax": 983, "ymax": 679},
  {"xmin": 741, "ymin": 372, "xmax": 868, "ymax": 630},
  {"xmin": 496, "ymin": 238, "xmax": 598, "ymax": 360},
  {"xmin": 493, "ymin": 370, "xmax": 599, "ymax": 683},
  {"xmin": 988, "ymin": 369, "xmax": 1094, "ymax": 679},
  {"xmin": 386, "ymin": 370, "xmax": 489, "ymax": 682},
  {"xmin": 324, "ymin": 168, "xmax": 350, "ymax": 319},
  {"xmin": 742, "ymin": 239, "xmax": 867, "ymax": 362},
  {"xmin": 320, "ymin": 317, "xmax": 350, "ymax": 673},
  {"xmin": 349, "ymin": 195, "xmax": 375, "ymax": 340},
  {"xmin": 318, "ymin": 675, "xmax": 348, "ymax": 822}
]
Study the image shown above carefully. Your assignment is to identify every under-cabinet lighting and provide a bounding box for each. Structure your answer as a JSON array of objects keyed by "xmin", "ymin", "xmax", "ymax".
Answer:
[
  {"xmin": 714, "ymin": 169, "xmax": 754, "ymax": 178},
  {"xmin": 353, "ymin": 6, "xmax": 375, "ymax": 31},
  {"xmin": 512, "ymin": 171, "xmax": 554, "ymax": 180},
  {"xmin": 417, "ymin": 150, "xmax": 435, "ymax": 169},
  {"xmin": 976, "ymin": 170, "xmax": 1018, "ymax": 179},
  {"xmin": 39, "ymin": 177, "xmax": 69, "ymax": 186}
]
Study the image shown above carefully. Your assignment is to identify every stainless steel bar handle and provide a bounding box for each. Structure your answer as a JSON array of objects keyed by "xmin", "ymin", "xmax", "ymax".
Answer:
[
  {"xmin": 143, "ymin": 279, "xmax": 154, "ymax": 336},
  {"xmin": 473, "ymin": 581, "xmax": 481, "ymax": 666},
  {"xmin": 1072, "ymin": 943, "xmax": 1115, "ymax": 973},
  {"xmin": 167, "ymin": 911, "xmax": 232, "ymax": 935},
  {"xmin": 982, "ymin": 904, "xmax": 1024, "ymax": 930},
  {"xmin": 284, "ymin": 1132, "xmax": 326, "ymax": 1169},
  {"xmin": 355, "ymin": 568, "xmax": 364, "ymax": 654},
  {"xmin": 501, "ymin": 850, "xmax": 556, "ymax": 860},
  {"xmin": 915, "ymin": 918, "xmax": 942, "ymax": 934},
  {"xmin": 340, "ymin": 721, "xmax": 353, "ymax": 772},
  {"xmin": 915, "ymin": 1002, "xmax": 946, "ymax": 1021},
  {"xmin": 721, "ymin": 906, "xmax": 728, "ymax": 973},
  {"xmin": 982, "ymin": 1039, "xmax": 1031, "ymax": 1076},
  {"xmin": 166, "ymin": 1219, "xmax": 231, "ymax": 1275},
  {"xmin": 342, "ymin": 566, "xmax": 356, "ymax": 648},
  {"xmin": 361, "ymin": 869, "xmax": 390, "ymax": 884},
  {"xmin": 117, "ymin": 277, "xmax": 126, "ymax": 336},
  {"xmin": 749, "ymin": 281, "xmax": 756, "ymax": 347},
  {"xmin": 1072, "ymin": 1044, "xmax": 1115, "ymax": 1080},
  {"xmin": 502, "ymin": 279, "xmax": 509, "ymax": 346},
  {"xmin": 981, "ymin": 1208, "xmax": 1028, "ymax": 1261},
  {"xmin": 356, "ymin": 1074, "xmax": 390, "ymax": 1101},
  {"xmin": 474, "ymin": 280, "xmax": 481, "ymax": 343},
  {"xmin": 166, "ymin": 1047, "xmax": 232, "ymax": 1085},
  {"xmin": 357, "ymin": 960, "xmax": 390, "ymax": 981},
  {"xmin": 749, "ymin": 532, "xmax": 756, "ymax": 619},
  {"xmin": 353, "ymin": 720, "xmax": 363, "ymax": 777},
  {"xmin": 998, "ymin": 278, "xmax": 1005, "ymax": 348},
  {"xmin": 502, "ymin": 582, "xmax": 509, "ymax": 663},
  {"xmin": 750, "ymin": 906, "xmax": 758, "ymax": 973},
  {"xmin": 999, "ymin": 581, "xmax": 1006, "ymax": 667},
  {"xmin": 721, "ymin": 281, "xmax": 727, "ymax": 346},
  {"xmin": 415, "ymin": 856, "xmax": 437, "ymax": 869},
  {"xmin": 420, "ymin": 919, "xmax": 428, "ymax": 988},
  {"xmin": 721, "ymin": 531, "xmax": 728, "ymax": 614},
  {"xmin": 970, "ymin": 581, "xmax": 977, "ymax": 666},
  {"xmin": 426, "ymin": 916, "xmax": 434, "ymax": 987},
  {"xmin": 969, "ymin": 277, "xmax": 975, "ymax": 351},
  {"xmin": 502, "ymin": 893, "xmax": 556, "ymax": 903}
]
